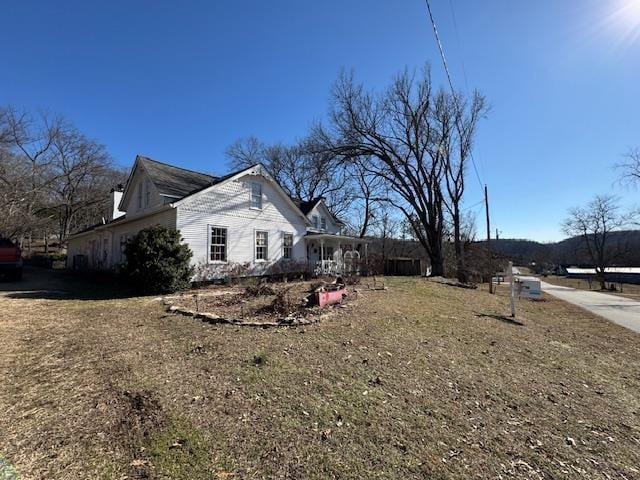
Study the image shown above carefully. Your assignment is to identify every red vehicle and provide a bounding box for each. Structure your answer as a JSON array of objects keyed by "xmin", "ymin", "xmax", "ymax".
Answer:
[{"xmin": 0, "ymin": 238, "xmax": 23, "ymax": 280}]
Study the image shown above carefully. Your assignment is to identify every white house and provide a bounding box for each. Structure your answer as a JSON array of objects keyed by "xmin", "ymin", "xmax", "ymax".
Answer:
[{"xmin": 66, "ymin": 155, "xmax": 367, "ymax": 279}]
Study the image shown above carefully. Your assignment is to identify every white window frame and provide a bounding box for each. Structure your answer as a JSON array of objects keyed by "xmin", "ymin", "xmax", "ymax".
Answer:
[
  {"xmin": 312, "ymin": 215, "xmax": 319, "ymax": 229},
  {"xmin": 250, "ymin": 182, "xmax": 262, "ymax": 210},
  {"xmin": 145, "ymin": 180, "xmax": 151, "ymax": 207},
  {"xmin": 255, "ymin": 230, "xmax": 268, "ymax": 262},
  {"xmin": 208, "ymin": 225, "xmax": 228, "ymax": 263},
  {"xmin": 321, "ymin": 217, "xmax": 327, "ymax": 231},
  {"xmin": 282, "ymin": 232, "xmax": 293, "ymax": 260}
]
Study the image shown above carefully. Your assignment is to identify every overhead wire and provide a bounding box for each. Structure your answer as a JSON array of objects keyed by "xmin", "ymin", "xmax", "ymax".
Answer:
[{"xmin": 423, "ymin": 0, "xmax": 485, "ymax": 193}]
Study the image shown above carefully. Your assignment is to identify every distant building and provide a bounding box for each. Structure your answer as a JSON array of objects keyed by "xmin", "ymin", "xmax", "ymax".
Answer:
[{"xmin": 564, "ymin": 266, "xmax": 640, "ymax": 284}]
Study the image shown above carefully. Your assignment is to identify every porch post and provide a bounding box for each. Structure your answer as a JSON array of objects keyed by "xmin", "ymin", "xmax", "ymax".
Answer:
[{"xmin": 320, "ymin": 240, "xmax": 325, "ymax": 274}]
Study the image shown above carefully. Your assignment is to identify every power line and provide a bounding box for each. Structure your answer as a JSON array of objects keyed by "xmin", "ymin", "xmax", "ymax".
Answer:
[
  {"xmin": 423, "ymin": 0, "xmax": 484, "ymax": 192},
  {"xmin": 461, "ymin": 198, "xmax": 485, "ymax": 213},
  {"xmin": 447, "ymin": 0, "xmax": 470, "ymax": 92}
]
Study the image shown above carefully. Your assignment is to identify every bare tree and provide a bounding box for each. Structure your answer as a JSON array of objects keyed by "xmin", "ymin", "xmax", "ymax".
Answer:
[
  {"xmin": 616, "ymin": 147, "xmax": 640, "ymax": 186},
  {"xmin": 0, "ymin": 106, "xmax": 122, "ymax": 247},
  {"xmin": 320, "ymin": 67, "xmax": 455, "ymax": 275},
  {"xmin": 226, "ymin": 136, "xmax": 353, "ymax": 217},
  {"xmin": 0, "ymin": 107, "xmax": 61, "ymax": 242},
  {"xmin": 441, "ymin": 91, "xmax": 487, "ymax": 282},
  {"xmin": 346, "ymin": 157, "xmax": 386, "ymax": 238},
  {"xmin": 562, "ymin": 195, "xmax": 636, "ymax": 289},
  {"xmin": 48, "ymin": 124, "xmax": 121, "ymax": 244}
]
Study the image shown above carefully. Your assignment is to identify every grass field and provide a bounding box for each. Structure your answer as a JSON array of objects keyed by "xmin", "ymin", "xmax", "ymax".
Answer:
[{"xmin": 1, "ymin": 269, "xmax": 639, "ymax": 479}]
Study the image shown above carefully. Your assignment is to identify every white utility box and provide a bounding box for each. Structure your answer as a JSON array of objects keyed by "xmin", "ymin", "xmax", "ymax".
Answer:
[{"xmin": 516, "ymin": 276, "xmax": 541, "ymax": 299}]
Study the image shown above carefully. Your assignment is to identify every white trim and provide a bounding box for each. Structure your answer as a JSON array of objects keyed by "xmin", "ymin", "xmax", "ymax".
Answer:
[
  {"xmin": 171, "ymin": 164, "xmax": 308, "ymax": 221},
  {"xmin": 282, "ymin": 230, "xmax": 293, "ymax": 260},
  {"xmin": 145, "ymin": 179, "xmax": 151, "ymax": 207},
  {"xmin": 118, "ymin": 155, "xmax": 142, "ymax": 211},
  {"xmin": 250, "ymin": 182, "xmax": 263, "ymax": 210},
  {"xmin": 67, "ymin": 204, "xmax": 174, "ymax": 240},
  {"xmin": 137, "ymin": 182, "xmax": 143, "ymax": 209},
  {"xmin": 207, "ymin": 224, "xmax": 228, "ymax": 264},
  {"xmin": 254, "ymin": 229, "xmax": 269, "ymax": 262}
]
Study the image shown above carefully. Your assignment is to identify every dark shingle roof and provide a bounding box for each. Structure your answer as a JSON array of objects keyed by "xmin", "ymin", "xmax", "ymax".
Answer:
[
  {"xmin": 293, "ymin": 198, "xmax": 323, "ymax": 215},
  {"xmin": 138, "ymin": 156, "xmax": 219, "ymax": 198}
]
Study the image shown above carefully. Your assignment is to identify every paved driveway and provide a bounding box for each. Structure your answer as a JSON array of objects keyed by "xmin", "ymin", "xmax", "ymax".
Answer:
[{"xmin": 541, "ymin": 281, "xmax": 640, "ymax": 334}]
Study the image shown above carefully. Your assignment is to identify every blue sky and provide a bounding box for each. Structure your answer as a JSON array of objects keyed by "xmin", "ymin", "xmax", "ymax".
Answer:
[{"xmin": 2, "ymin": 1, "xmax": 639, "ymax": 241}]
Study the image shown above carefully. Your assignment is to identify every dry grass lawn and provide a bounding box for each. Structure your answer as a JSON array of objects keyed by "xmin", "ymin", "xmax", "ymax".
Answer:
[
  {"xmin": 1, "ymin": 269, "xmax": 639, "ymax": 479},
  {"xmin": 542, "ymin": 275, "xmax": 640, "ymax": 300}
]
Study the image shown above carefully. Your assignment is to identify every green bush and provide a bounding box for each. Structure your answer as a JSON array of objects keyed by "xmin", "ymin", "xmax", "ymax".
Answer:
[{"xmin": 124, "ymin": 225, "xmax": 194, "ymax": 294}]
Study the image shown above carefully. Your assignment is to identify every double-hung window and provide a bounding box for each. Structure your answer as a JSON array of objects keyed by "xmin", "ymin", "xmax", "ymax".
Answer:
[
  {"xmin": 255, "ymin": 231, "xmax": 268, "ymax": 261},
  {"xmin": 209, "ymin": 226, "xmax": 227, "ymax": 262},
  {"xmin": 251, "ymin": 182, "xmax": 262, "ymax": 209},
  {"xmin": 137, "ymin": 184, "xmax": 143, "ymax": 209},
  {"xmin": 282, "ymin": 233, "xmax": 293, "ymax": 260},
  {"xmin": 312, "ymin": 215, "xmax": 319, "ymax": 229},
  {"xmin": 145, "ymin": 180, "xmax": 151, "ymax": 206},
  {"xmin": 321, "ymin": 217, "xmax": 327, "ymax": 231}
]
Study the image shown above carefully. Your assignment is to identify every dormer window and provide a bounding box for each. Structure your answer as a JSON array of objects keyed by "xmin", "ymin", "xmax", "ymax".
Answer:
[
  {"xmin": 251, "ymin": 182, "xmax": 262, "ymax": 210},
  {"xmin": 321, "ymin": 217, "xmax": 327, "ymax": 231}
]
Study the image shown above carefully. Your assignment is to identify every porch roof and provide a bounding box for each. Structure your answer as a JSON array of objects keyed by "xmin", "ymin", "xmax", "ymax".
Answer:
[{"xmin": 304, "ymin": 233, "xmax": 370, "ymax": 243}]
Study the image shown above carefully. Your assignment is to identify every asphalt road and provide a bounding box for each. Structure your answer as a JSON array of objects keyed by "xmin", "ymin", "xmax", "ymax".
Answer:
[{"xmin": 541, "ymin": 281, "xmax": 640, "ymax": 334}]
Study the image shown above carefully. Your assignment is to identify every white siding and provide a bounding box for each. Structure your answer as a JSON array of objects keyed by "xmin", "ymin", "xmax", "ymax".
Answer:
[
  {"xmin": 307, "ymin": 202, "xmax": 341, "ymax": 234},
  {"xmin": 120, "ymin": 167, "xmax": 165, "ymax": 215},
  {"xmin": 177, "ymin": 173, "xmax": 308, "ymax": 279},
  {"xmin": 66, "ymin": 208, "xmax": 176, "ymax": 269}
]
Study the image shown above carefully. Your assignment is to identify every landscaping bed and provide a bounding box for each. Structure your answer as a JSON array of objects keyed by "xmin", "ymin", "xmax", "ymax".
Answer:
[{"xmin": 166, "ymin": 280, "xmax": 352, "ymax": 326}]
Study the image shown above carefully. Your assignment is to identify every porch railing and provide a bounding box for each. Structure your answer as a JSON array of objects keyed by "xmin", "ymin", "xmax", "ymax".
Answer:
[
  {"xmin": 314, "ymin": 260, "xmax": 340, "ymax": 276},
  {"xmin": 313, "ymin": 259, "xmax": 362, "ymax": 276}
]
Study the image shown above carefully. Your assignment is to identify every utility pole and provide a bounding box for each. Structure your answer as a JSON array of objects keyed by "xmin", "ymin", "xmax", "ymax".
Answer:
[
  {"xmin": 485, "ymin": 184, "xmax": 493, "ymax": 294},
  {"xmin": 496, "ymin": 228, "xmax": 500, "ymax": 241}
]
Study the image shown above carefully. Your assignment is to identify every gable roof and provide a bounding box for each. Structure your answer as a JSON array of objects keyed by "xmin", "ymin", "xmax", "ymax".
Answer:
[
  {"xmin": 293, "ymin": 197, "xmax": 346, "ymax": 226},
  {"xmin": 293, "ymin": 198, "xmax": 323, "ymax": 216},
  {"xmin": 138, "ymin": 156, "xmax": 219, "ymax": 198},
  {"xmin": 172, "ymin": 163, "xmax": 309, "ymax": 223}
]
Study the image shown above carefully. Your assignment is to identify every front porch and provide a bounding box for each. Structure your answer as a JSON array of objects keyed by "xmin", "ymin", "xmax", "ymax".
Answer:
[{"xmin": 305, "ymin": 233, "xmax": 369, "ymax": 276}]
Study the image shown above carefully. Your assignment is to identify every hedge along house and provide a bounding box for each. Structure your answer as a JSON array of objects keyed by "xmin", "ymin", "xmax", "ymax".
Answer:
[{"xmin": 66, "ymin": 155, "xmax": 368, "ymax": 280}]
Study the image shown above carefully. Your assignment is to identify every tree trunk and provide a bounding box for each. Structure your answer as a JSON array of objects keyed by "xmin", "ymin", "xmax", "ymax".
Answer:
[
  {"xmin": 453, "ymin": 207, "xmax": 466, "ymax": 282},
  {"xmin": 430, "ymin": 249, "xmax": 445, "ymax": 277}
]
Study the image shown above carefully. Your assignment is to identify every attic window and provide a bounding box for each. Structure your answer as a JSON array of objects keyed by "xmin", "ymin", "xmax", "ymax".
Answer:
[
  {"xmin": 312, "ymin": 215, "xmax": 319, "ymax": 229},
  {"xmin": 145, "ymin": 180, "xmax": 151, "ymax": 206},
  {"xmin": 251, "ymin": 182, "xmax": 262, "ymax": 210},
  {"xmin": 137, "ymin": 184, "xmax": 142, "ymax": 209},
  {"xmin": 321, "ymin": 217, "xmax": 327, "ymax": 231}
]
